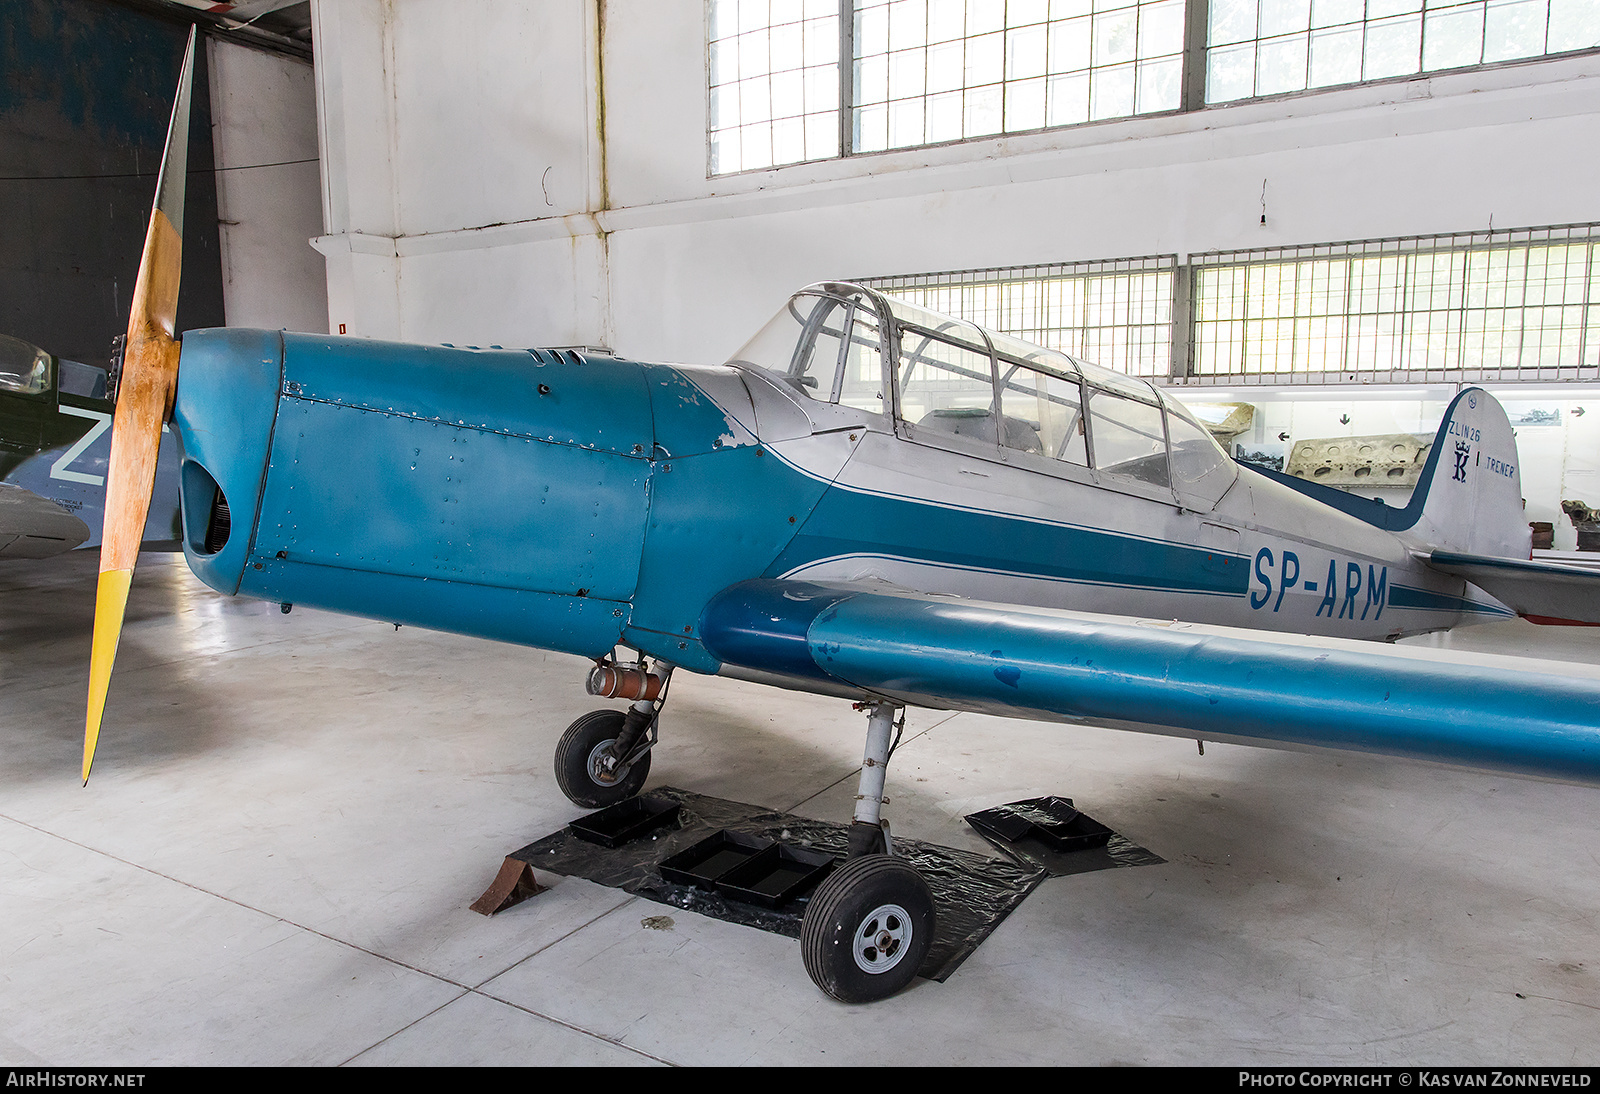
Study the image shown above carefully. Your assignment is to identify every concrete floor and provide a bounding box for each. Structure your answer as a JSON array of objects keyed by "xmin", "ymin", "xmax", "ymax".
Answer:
[{"xmin": 2, "ymin": 550, "xmax": 1599, "ymax": 1066}]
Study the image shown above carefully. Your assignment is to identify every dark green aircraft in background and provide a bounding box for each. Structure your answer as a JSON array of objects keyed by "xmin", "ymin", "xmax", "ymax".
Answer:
[{"xmin": 0, "ymin": 332, "xmax": 179, "ymax": 559}]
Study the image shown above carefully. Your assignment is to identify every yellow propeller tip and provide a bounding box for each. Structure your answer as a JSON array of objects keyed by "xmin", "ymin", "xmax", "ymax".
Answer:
[{"xmin": 84, "ymin": 569, "xmax": 133, "ymax": 784}]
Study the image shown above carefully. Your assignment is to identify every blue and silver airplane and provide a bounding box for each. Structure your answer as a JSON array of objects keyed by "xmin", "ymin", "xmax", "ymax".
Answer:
[{"xmin": 84, "ymin": 34, "xmax": 1600, "ymax": 1003}]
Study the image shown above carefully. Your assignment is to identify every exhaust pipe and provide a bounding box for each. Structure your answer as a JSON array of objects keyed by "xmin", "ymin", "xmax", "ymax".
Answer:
[{"xmin": 586, "ymin": 661, "xmax": 664, "ymax": 702}]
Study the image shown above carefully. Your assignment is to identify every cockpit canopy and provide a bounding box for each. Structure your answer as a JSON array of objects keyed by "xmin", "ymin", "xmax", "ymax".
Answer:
[
  {"xmin": 0, "ymin": 334, "xmax": 112, "ymax": 402},
  {"xmin": 0, "ymin": 334, "xmax": 50, "ymax": 396},
  {"xmin": 728, "ymin": 282, "xmax": 1236, "ymax": 508}
]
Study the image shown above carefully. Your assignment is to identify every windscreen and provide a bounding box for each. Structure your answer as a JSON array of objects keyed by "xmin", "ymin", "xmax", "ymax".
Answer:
[{"xmin": 730, "ymin": 288, "xmax": 889, "ymax": 416}]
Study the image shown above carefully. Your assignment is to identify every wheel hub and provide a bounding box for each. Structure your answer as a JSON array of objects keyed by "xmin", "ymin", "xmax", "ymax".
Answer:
[
  {"xmin": 586, "ymin": 739, "xmax": 626, "ymax": 786},
  {"xmin": 852, "ymin": 902, "xmax": 913, "ymax": 974}
]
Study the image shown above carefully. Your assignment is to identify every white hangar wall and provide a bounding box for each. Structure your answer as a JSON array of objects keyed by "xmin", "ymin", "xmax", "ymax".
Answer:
[
  {"xmin": 310, "ymin": 0, "xmax": 608, "ymax": 346},
  {"xmin": 307, "ymin": 0, "xmax": 1600, "ymax": 366},
  {"xmin": 208, "ymin": 36, "xmax": 328, "ymax": 334}
]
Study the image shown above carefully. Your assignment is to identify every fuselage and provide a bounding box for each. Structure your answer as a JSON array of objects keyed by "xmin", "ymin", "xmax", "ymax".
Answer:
[
  {"xmin": 169, "ymin": 326, "xmax": 1502, "ymax": 693},
  {"xmin": 0, "ymin": 342, "xmax": 182, "ymax": 552}
]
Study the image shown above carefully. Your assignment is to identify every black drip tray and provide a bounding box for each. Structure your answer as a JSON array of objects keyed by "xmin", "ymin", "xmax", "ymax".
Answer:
[
  {"xmin": 967, "ymin": 796, "xmax": 1111, "ymax": 852},
  {"xmin": 568, "ymin": 794, "xmax": 681, "ymax": 849},
  {"xmin": 964, "ymin": 795, "xmax": 1165, "ymax": 878},
  {"xmin": 511, "ymin": 786, "xmax": 1133, "ymax": 983},
  {"xmin": 714, "ymin": 842, "xmax": 837, "ymax": 908},
  {"xmin": 659, "ymin": 830, "xmax": 773, "ymax": 889}
]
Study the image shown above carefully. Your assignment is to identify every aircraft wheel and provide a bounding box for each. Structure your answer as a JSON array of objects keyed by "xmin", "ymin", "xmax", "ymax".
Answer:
[
  {"xmin": 553, "ymin": 709, "xmax": 651, "ymax": 808},
  {"xmin": 800, "ymin": 854, "xmax": 934, "ymax": 1003}
]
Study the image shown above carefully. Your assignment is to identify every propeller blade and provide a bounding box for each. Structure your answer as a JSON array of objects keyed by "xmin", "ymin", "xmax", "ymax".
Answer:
[{"xmin": 83, "ymin": 28, "xmax": 196, "ymax": 784}]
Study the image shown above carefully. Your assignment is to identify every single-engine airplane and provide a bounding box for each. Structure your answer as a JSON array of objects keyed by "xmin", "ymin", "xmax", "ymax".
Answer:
[
  {"xmin": 82, "ymin": 33, "xmax": 1600, "ymax": 1003},
  {"xmin": 0, "ymin": 332, "xmax": 181, "ymax": 560}
]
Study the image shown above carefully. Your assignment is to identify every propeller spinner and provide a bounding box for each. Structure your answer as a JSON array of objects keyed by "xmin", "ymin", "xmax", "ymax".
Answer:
[{"xmin": 83, "ymin": 28, "xmax": 197, "ymax": 783}]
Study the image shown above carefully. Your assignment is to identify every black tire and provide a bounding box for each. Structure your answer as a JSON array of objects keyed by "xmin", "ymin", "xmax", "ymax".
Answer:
[
  {"xmin": 800, "ymin": 854, "xmax": 935, "ymax": 1003},
  {"xmin": 553, "ymin": 709, "xmax": 651, "ymax": 808}
]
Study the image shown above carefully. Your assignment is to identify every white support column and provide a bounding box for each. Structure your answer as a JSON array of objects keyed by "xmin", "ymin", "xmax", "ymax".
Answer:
[
  {"xmin": 309, "ymin": 0, "xmax": 401, "ymax": 339},
  {"xmin": 207, "ymin": 36, "xmax": 327, "ymax": 333}
]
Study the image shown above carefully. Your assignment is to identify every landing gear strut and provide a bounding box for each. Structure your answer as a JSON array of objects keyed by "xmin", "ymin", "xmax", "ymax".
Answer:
[
  {"xmin": 552, "ymin": 656, "xmax": 672, "ymax": 809},
  {"xmin": 800, "ymin": 701, "xmax": 935, "ymax": 1003}
]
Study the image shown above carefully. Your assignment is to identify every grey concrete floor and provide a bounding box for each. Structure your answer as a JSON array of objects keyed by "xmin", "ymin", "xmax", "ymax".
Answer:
[{"xmin": 2, "ymin": 550, "xmax": 1599, "ymax": 1066}]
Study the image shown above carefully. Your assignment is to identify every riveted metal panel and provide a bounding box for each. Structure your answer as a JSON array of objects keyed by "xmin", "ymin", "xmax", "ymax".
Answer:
[
  {"xmin": 255, "ymin": 394, "xmax": 649, "ymax": 600},
  {"xmin": 238, "ymin": 558, "xmax": 626, "ymax": 656},
  {"xmin": 280, "ymin": 334, "xmax": 654, "ymax": 458},
  {"xmin": 622, "ymin": 365, "xmax": 849, "ymax": 669}
]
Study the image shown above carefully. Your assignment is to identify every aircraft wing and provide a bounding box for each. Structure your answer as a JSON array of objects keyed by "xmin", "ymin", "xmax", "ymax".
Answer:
[
  {"xmin": 0, "ymin": 482, "xmax": 91, "ymax": 559},
  {"xmin": 1424, "ymin": 550, "xmax": 1600, "ymax": 625},
  {"xmin": 700, "ymin": 578, "xmax": 1600, "ymax": 786}
]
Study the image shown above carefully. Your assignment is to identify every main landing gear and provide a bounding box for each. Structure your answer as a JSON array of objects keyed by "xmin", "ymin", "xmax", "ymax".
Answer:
[
  {"xmin": 799, "ymin": 701, "xmax": 935, "ymax": 1004},
  {"xmin": 554, "ymin": 656, "xmax": 672, "ymax": 809},
  {"xmin": 552, "ymin": 670, "xmax": 934, "ymax": 1004}
]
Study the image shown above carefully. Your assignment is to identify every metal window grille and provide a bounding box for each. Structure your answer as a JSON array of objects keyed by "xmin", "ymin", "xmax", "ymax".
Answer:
[
  {"xmin": 708, "ymin": 2, "xmax": 1600, "ymax": 175},
  {"xmin": 859, "ymin": 255, "xmax": 1179, "ymax": 377},
  {"xmin": 1187, "ymin": 223, "xmax": 1600, "ymax": 384},
  {"xmin": 1205, "ymin": 0, "xmax": 1600, "ymax": 105},
  {"xmin": 850, "ymin": 0, "xmax": 1186, "ymax": 155},
  {"xmin": 708, "ymin": 0, "xmax": 842, "ymax": 175}
]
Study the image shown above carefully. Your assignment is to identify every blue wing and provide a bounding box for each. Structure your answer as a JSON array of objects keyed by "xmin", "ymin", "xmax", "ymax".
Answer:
[{"xmin": 700, "ymin": 578, "xmax": 1600, "ymax": 786}]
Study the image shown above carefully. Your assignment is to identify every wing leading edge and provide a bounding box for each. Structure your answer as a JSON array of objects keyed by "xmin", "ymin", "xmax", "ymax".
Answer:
[{"xmin": 700, "ymin": 578, "xmax": 1600, "ymax": 786}]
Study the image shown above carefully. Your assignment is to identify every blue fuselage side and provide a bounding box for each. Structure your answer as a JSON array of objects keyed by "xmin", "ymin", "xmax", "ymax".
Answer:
[
  {"xmin": 173, "ymin": 331, "xmax": 832, "ymax": 667},
  {"xmin": 170, "ymin": 330, "xmax": 1487, "ymax": 680}
]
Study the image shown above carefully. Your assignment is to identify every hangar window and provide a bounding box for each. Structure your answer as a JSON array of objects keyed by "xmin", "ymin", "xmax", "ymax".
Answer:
[
  {"xmin": 850, "ymin": 0, "xmax": 1185, "ymax": 153},
  {"xmin": 710, "ymin": 3, "xmax": 1598, "ymax": 173},
  {"xmin": 1205, "ymin": 0, "xmax": 1600, "ymax": 103},
  {"xmin": 861, "ymin": 222, "xmax": 1600, "ymax": 386},
  {"xmin": 862, "ymin": 255, "xmax": 1178, "ymax": 378},
  {"xmin": 709, "ymin": 0, "xmax": 1185, "ymax": 174},
  {"xmin": 709, "ymin": 0, "xmax": 842, "ymax": 174},
  {"xmin": 1190, "ymin": 224, "xmax": 1600, "ymax": 382}
]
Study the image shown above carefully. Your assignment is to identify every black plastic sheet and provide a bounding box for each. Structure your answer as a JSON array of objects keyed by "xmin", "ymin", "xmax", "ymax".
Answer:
[
  {"xmin": 964, "ymin": 796, "xmax": 1166, "ymax": 877},
  {"xmin": 510, "ymin": 786, "xmax": 1047, "ymax": 983}
]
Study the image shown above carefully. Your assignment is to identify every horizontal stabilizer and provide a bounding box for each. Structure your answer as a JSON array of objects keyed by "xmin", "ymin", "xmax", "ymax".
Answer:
[
  {"xmin": 1426, "ymin": 550, "xmax": 1600, "ymax": 625},
  {"xmin": 1250, "ymin": 389, "xmax": 1531, "ymax": 562},
  {"xmin": 0, "ymin": 482, "xmax": 91, "ymax": 559},
  {"xmin": 701, "ymin": 579, "xmax": 1600, "ymax": 785}
]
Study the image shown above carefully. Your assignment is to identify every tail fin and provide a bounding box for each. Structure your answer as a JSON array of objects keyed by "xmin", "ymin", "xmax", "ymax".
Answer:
[{"xmin": 1408, "ymin": 388, "xmax": 1530, "ymax": 559}]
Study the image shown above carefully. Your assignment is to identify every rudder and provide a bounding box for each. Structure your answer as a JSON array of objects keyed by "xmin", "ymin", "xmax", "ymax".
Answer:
[{"xmin": 1409, "ymin": 388, "xmax": 1529, "ymax": 559}]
